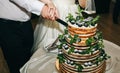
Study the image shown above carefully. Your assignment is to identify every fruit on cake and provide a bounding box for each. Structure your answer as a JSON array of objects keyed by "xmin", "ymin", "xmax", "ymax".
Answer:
[{"xmin": 56, "ymin": 6, "xmax": 110, "ymax": 73}]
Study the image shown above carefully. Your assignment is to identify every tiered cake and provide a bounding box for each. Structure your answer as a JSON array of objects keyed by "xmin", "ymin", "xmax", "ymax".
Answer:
[{"xmin": 56, "ymin": 7, "xmax": 110, "ymax": 73}]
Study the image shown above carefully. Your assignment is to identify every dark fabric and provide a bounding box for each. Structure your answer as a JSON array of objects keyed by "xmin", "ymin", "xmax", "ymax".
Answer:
[
  {"xmin": 95, "ymin": 0, "xmax": 111, "ymax": 14},
  {"xmin": 113, "ymin": 0, "xmax": 120, "ymax": 24},
  {"xmin": 0, "ymin": 18, "xmax": 34, "ymax": 73},
  {"xmin": 75, "ymin": 0, "xmax": 79, "ymax": 4}
]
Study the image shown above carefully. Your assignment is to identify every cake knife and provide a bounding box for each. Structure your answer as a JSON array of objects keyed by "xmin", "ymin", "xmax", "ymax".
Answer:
[
  {"xmin": 46, "ymin": 37, "xmax": 59, "ymax": 52},
  {"xmin": 56, "ymin": 18, "xmax": 68, "ymax": 27}
]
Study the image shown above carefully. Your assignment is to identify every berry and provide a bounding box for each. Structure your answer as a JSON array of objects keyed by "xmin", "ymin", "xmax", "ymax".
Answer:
[
  {"xmin": 76, "ymin": 16, "xmax": 80, "ymax": 20},
  {"xmin": 84, "ymin": 23, "xmax": 89, "ymax": 27},
  {"xmin": 91, "ymin": 23, "xmax": 96, "ymax": 26},
  {"xmin": 76, "ymin": 21, "xmax": 84, "ymax": 27},
  {"xmin": 70, "ymin": 20, "xmax": 76, "ymax": 24}
]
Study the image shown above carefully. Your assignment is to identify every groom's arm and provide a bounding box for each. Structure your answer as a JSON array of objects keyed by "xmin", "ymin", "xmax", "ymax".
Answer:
[
  {"xmin": 39, "ymin": 0, "xmax": 52, "ymax": 4},
  {"xmin": 10, "ymin": 0, "xmax": 58, "ymax": 20},
  {"xmin": 10, "ymin": 0, "xmax": 45, "ymax": 15}
]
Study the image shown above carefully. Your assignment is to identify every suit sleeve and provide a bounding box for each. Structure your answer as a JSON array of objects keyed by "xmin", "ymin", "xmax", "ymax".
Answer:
[{"xmin": 10, "ymin": 0, "xmax": 45, "ymax": 15}]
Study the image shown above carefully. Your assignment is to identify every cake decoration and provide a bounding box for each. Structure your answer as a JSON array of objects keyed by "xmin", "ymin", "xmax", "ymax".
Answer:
[{"xmin": 56, "ymin": 6, "xmax": 110, "ymax": 73}]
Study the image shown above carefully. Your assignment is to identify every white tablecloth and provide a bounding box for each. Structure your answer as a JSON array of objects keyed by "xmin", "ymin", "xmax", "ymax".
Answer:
[{"xmin": 20, "ymin": 40, "xmax": 120, "ymax": 73}]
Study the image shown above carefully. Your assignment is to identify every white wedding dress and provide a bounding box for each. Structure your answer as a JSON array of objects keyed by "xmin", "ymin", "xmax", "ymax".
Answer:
[{"xmin": 32, "ymin": 0, "xmax": 78, "ymax": 52}]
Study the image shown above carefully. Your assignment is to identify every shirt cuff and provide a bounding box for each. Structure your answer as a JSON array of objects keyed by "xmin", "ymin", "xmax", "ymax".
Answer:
[{"xmin": 28, "ymin": 0, "xmax": 45, "ymax": 15}]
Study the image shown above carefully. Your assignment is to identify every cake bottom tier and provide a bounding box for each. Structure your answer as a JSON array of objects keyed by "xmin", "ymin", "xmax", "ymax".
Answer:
[{"xmin": 56, "ymin": 60, "xmax": 106, "ymax": 73}]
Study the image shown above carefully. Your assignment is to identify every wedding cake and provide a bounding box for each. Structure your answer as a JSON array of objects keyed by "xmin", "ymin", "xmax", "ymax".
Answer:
[{"xmin": 56, "ymin": 6, "xmax": 110, "ymax": 73}]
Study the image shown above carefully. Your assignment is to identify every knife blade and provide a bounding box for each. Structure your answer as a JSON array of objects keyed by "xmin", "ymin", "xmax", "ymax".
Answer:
[
  {"xmin": 46, "ymin": 37, "xmax": 59, "ymax": 52},
  {"xmin": 56, "ymin": 18, "xmax": 68, "ymax": 27}
]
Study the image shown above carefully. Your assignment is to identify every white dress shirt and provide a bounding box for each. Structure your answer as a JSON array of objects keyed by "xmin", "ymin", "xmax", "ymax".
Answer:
[{"xmin": 0, "ymin": 0, "xmax": 45, "ymax": 22}]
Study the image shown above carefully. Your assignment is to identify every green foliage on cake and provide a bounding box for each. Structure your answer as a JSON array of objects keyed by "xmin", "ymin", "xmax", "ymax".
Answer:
[
  {"xmin": 57, "ymin": 28, "xmax": 110, "ymax": 71},
  {"xmin": 57, "ymin": 5, "xmax": 111, "ymax": 72},
  {"xmin": 65, "ymin": 6, "xmax": 100, "ymax": 27}
]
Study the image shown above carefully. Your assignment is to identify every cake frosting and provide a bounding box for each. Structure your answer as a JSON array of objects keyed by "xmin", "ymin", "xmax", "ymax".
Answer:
[{"xmin": 56, "ymin": 6, "xmax": 110, "ymax": 73}]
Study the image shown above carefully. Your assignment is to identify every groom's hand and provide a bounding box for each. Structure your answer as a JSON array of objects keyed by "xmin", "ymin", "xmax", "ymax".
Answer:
[
  {"xmin": 47, "ymin": 2, "xmax": 59, "ymax": 20},
  {"xmin": 41, "ymin": 2, "xmax": 59, "ymax": 20},
  {"xmin": 41, "ymin": 3, "xmax": 59, "ymax": 20}
]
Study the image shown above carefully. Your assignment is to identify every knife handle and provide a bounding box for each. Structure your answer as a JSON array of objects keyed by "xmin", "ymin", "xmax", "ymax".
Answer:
[{"xmin": 56, "ymin": 18, "xmax": 68, "ymax": 27}]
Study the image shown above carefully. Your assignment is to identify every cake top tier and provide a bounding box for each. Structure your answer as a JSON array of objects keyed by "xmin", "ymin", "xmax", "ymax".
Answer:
[
  {"xmin": 68, "ymin": 22, "xmax": 97, "ymax": 29},
  {"xmin": 65, "ymin": 6, "xmax": 99, "ymax": 28}
]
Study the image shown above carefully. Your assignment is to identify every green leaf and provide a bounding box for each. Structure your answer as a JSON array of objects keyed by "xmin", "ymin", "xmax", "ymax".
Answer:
[
  {"xmin": 74, "ymin": 34, "xmax": 79, "ymax": 39},
  {"xmin": 92, "ymin": 15, "xmax": 100, "ymax": 24},
  {"xmin": 65, "ymin": 13, "xmax": 75, "ymax": 22},
  {"xmin": 68, "ymin": 46, "xmax": 75, "ymax": 54},
  {"xmin": 64, "ymin": 29, "xmax": 68, "ymax": 34},
  {"xmin": 70, "ymin": 38, "xmax": 74, "ymax": 44},
  {"xmin": 75, "ymin": 64, "xmax": 83, "ymax": 72},
  {"xmin": 57, "ymin": 54, "xmax": 65, "ymax": 63},
  {"xmin": 57, "ymin": 44, "xmax": 62, "ymax": 49},
  {"xmin": 77, "ymin": 6, "xmax": 83, "ymax": 16},
  {"xmin": 86, "ymin": 37, "xmax": 94, "ymax": 46}
]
